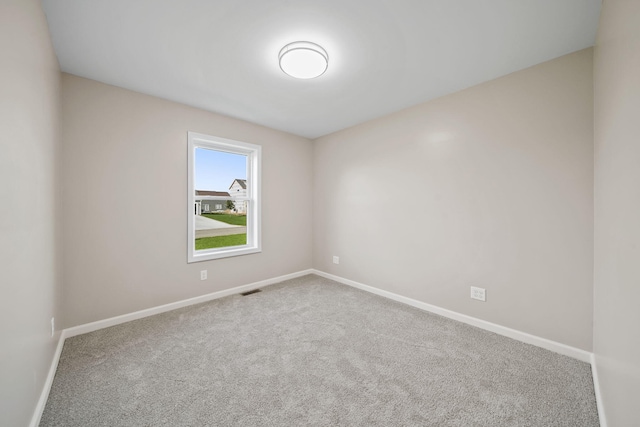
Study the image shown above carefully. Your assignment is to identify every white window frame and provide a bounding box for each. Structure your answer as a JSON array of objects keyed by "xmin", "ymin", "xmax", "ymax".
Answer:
[{"xmin": 188, "ymin": 132, "xmax": 261, "ymax": 263}]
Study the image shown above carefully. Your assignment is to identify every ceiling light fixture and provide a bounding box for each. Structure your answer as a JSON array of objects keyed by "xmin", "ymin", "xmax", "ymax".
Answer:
[{"xmin": 278, "ymin": 41, "xmax": 328, "ymax": 79}]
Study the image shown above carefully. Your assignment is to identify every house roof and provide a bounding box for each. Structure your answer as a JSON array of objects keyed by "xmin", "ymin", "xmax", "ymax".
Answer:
[
  {"xmin": 195, "ymin": 190, "xmax": 230, "ymax": 197},
  {"xmin": 230, "ymin": 179, "xmax": 246, "ymax": 190}
]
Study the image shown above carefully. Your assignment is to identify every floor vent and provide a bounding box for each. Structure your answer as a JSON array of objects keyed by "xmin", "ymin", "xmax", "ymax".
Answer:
[{"xmin": 240, "ymin": 289, "xmax": 262, "ymax": 296}]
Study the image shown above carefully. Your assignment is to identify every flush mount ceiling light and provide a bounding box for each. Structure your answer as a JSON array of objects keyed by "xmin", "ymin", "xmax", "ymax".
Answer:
[{"xmin": 278, "ymin": 41, "xmax": 328, "ymax": 79}]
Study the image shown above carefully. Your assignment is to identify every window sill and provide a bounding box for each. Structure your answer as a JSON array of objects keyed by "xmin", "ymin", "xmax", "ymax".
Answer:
[{"xmin": 188, "ymin": 245, "xmax": 261, "ymax": 263}]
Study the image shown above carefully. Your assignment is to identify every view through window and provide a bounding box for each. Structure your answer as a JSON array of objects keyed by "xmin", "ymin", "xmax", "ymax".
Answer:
[{"xmin": 194, "ymin": 147, "xmax": 248, "ymax": 250}]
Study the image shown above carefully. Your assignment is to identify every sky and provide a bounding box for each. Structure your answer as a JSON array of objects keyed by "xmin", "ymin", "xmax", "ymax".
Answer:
[{"xmin": 195, "ymin": 148, "xmax": 246, "ymax": 191}]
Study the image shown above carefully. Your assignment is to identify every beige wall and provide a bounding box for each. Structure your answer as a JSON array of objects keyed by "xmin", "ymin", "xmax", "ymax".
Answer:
[
  {"xmin": 0, "ymin": 0, "xmax": 62, "ymax": 425},
  {"xmin": 314, "ymin": 49, "xmax": 594, "ymax": 350},
  {"xmin": 61, "ymin": 74, "xmax": 313, "ymax": 328},
  {"xmin": 593, "ymin": 0, "xmax": 640, "ymax": 425}
]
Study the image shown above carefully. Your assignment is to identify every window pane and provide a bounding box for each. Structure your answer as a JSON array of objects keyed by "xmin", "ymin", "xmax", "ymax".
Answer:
[
  {"xmin": 194, "ymin": 148, "xmax": 247, "ymax": 251},
  {"xmin": 195, "ymin": 147, "xmax": 247, "ymax": 194},
  {"xmin": 188, "ymin": 132, "xmax": 260, "ymax": 262}
]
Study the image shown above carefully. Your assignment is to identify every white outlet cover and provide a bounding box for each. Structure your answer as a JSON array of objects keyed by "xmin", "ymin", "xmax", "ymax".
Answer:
[
  {"xmin": 200, "ymin": 270, "xmax": 207, "ymax": 280},
  {"xmin": 470, "ymin": 286, "xmax": 486, "ymax": 302},
  {"xmin": 333, "ymin": 256, "xmax": 339, "ymax": 264},
  {"xmin": 51, "ymin": 317, "xmax": 55, "ymax": 337}
]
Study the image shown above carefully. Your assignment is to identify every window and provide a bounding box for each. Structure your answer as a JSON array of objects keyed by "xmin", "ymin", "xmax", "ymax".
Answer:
[{"xmin": 188, "ymin": 132, "xmax": 261, "ymax": 262}]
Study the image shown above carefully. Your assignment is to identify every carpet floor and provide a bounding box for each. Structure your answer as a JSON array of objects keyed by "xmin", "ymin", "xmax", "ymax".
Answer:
[{"xmin": 41, "ymin": 274, "xmax": 599, "ymax": 426}]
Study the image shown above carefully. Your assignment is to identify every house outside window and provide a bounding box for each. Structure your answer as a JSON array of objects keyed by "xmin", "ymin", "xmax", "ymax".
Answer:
[{"xmin": 229, "ymin": 179, "xmax": 247, "ymax": 213}]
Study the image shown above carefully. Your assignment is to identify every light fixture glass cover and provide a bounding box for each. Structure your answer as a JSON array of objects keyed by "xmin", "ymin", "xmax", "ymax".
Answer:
[{"xmin": 279, "ymin": 41, "xmax": 328, "ymax": 79}]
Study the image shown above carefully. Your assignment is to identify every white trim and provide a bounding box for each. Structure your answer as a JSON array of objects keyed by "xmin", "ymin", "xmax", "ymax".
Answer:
[
  {"xmin": 187, "ymin": 132, "xmax": 262, "ymax": 263},
  {"xmin": 29, "ymin": 330, "xmax": 66, "ymax": 427},
  {"xmin": 31, "ymin": 269, "xmax": 603, "ymax": 425},
  {"xmin": 312, "ymin": 269, "xmax": 592, "ymax": 363},
  {"xmin": 591, "ymin": 353, "xmax": 608, "ymax": 427},
  {"xmin": 65, "ymin": 269, "xmax": 312, "ymax": 338},
  {"xmin": 30, "ymin": 269, "xmax": 313, "ymax": 425}
]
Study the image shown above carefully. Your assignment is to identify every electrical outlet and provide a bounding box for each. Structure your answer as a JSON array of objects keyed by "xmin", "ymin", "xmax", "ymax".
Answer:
[
  {"xmin": 333, "ymin": 256, "xmax": 339, "ymax": 264},
  {"xmin": 50, "ymin": 317, "xmax": 55, "ymax": 337},
  {"xmin": 200, "ymin": 270, "xmax": 207, "ymax": 281},
  {"xmin": 470, "ymin": 286, "xmax": 486, "ymax": 302}
]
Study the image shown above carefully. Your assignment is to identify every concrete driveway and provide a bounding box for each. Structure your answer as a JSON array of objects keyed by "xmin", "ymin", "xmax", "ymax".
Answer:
[{"xmin": 195, "ymin": 215, "xmax": 247, "ymax": 238}]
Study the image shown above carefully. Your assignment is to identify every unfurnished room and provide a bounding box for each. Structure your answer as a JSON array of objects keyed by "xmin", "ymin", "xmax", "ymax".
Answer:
[{"xmin": 1, "ymin": 0, "xmax": 639, "ymax": 426}]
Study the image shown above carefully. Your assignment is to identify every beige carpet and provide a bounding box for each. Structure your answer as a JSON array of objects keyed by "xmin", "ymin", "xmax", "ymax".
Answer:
[{"xmin": 41, "ymin": 274, "xmax": 599, "ymax": 426}]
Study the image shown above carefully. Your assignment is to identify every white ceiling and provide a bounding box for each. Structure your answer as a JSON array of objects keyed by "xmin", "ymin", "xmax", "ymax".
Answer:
[{"xmin": 42, "ymin": 0, "xmax": 601, "ymax": 139}]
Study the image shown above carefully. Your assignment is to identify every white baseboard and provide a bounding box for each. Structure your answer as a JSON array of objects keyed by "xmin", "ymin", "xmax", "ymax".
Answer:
[
  {"xmin": 312, "ymin": 269, "xmax": 592, "ymax": 363},
  {"xmin": 590, "ymin": 354, "xmax": 608, "ymax": 427},
  {"xmin": 65, "ymin": 269, "xmax": 314, "ymax": 338},
  {"xmin": 30, "ymin": 268, "xmax": 313, "ymax": 425},
  {"xmin": 31, "ymin": 268, "xmax": 604, "ymax": 425},
  {"xmin": 29, "ymin": 329, "xmax": 66, "ymax": 427},
  {"xmin": 315, "ymin": 269, "xmax": 605, "ymax": 424}
]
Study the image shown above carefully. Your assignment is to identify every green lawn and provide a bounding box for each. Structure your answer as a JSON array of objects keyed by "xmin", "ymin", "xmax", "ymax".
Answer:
[
  {"xmin": 202, "ymin": 213, "xmax": 246, "ymax": 226},
  {"xmin": 195, "ymin": 234, "xmax": 246, "ymax": 250}
]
